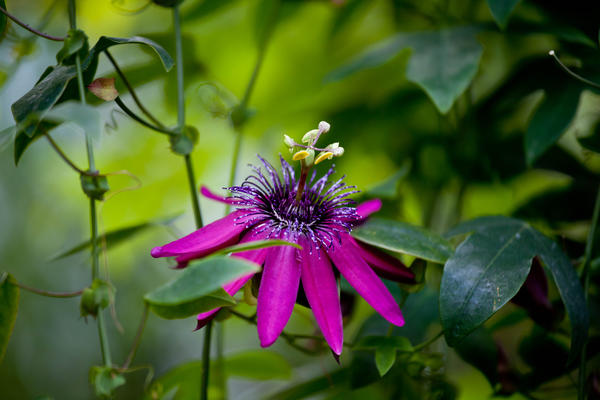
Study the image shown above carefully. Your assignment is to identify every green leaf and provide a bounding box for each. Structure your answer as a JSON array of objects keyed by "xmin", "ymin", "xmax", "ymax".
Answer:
[
  {"xmin": 88, "ymin": 36, "xmax": 174, "ymax": 72},
  {"xmin": 374, "ymin": 346, "xmax": 396, "ymax": 376},
  {"xmin": 224, "ymin": 350, "xmax": 292, "ymax": 380},
  {"xmin": 56, "ymin": 29, "xmax": 88, "ymax": 64},
  {"xmin": 0, "ymin": 273, "xmax": 19, "ymax": 364},
  {"xmin": 454, "ymin": 327, "xmax": 498, "ymax": 386},
  {"xmin": 214, "ymin": 239, "xmax": 302, "ymax": 255},
  {"xmin": 486, "ymin": 0, "xmax": 521, "ymax": 29},
  {"xmin": 144, "ymin": 256, "xmax": 260, "ymax": 319},
  {"xmin": 0, "ymin": 125, "xmax": 16, "ymax": 153},
  {"xmin": 89, "ymin": 366, "xmax": 126, "ymax": 398},
  {"xmin": 352, "ymin": 217, "xmax": 454, "ymax": 263},
  {"xmin": 11, "ymin": 65, "xmax": 77, "ymax": 138},
  {"xmin": 328, "ymin": 26, "xmax": 483, "ymax": 114},
  {"xmin": 442, "ymin": 216, "xmax": 589, "ymax": 363},
  {"xmin": 51, "ymin": 216, "xmax": 178, "ymax": 261},
  {"xmin": 525, "ymin": 84, "xmax": 582, "ymax": 166}
]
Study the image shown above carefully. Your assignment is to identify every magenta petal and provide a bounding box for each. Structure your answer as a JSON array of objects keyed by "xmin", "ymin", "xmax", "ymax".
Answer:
[
  {"xmin": 327, "ymin": 233, "xmax": 404, "ymax": 326},
  {"xmin": 151, "ymin": 210, "xmax": 247, "ymax": 258},
  {"xmin": 299, "ymin": 238, "xmax": 343, "ymax": 355},
  {"xmin": 352, "ymin": 237, "xmax": 415, "ymax": 284},
  {"xmin": 356, "ymin": 198, "xmax": 382, "ymax": 219},
  {"xmin": 200, "ymin": 186, "xmax": 239, "ymax": 205},
  {"xmin": 257, "ymin": 243, "xmax": 301, "ymax": 348}
]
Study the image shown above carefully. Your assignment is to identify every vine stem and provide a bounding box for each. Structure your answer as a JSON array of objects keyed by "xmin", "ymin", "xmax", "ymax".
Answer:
[
  {"xmin": 578, "ymin": 185, "xmax": 600, "ymax": 400},
  {"xmin": 68, "ymin": 0, "xmax": 112, "ymax": 368},
  {"xmin": 114, "ymin": 97, "xmax": 174, "ymax": 136},
  {"xmin": 45, "ymin": 133, "xmax": 87, "ymax": 175},
  {"xmin": 172, "ymin": 5, "xmax": 208, "ymax": 399},
  {"xmin": 15, "ymin": 282, "xmax": 83, "ymax": 298},
  {"xmin": 0, "ymin": 4, "xmax": 65, "ymax": 41}
]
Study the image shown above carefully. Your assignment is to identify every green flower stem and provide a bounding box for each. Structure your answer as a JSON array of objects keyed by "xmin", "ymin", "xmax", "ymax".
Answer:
[
  {"xmin": 0, "ymin": 4, "xmax": 65, "ymax": 41},
  {"xmin": 184, "ymin": 153, "xmax": 203, "ymax": 228},
  {"xmin": 201, "ymin": 320, "xmax": 213, "ymax": 400},
  {"xmin": 114, "ymin": 97, "xmax": 175, "ymax": 136},
  {"xmin": 15, "ymin": 282, "xmax": 83, "ymax": 298},
  {"xmin": 578, "ymin": 185, "xmax": 600, "ymax": 400},
  {"xmin": 69, "ymin": 0, "xmax": 112, "ymax": 368},
  {"xmin": 122, "ymin": 303, "xmax": 150, "ymax": 370},
  {"xmin": 104, "ymin": 49, "xmax": 166, "ymax": 128}
]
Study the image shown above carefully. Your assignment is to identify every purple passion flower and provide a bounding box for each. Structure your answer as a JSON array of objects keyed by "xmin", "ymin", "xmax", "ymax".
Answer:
[{"xmin": 151, "ymin": 156, "xmax": 414, "ymax": 355}]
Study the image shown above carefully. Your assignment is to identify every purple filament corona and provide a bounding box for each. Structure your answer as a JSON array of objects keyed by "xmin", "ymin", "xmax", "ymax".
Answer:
[{"xmin": 228, "ymin": 155, "xmax": 361, "ymax": 250}]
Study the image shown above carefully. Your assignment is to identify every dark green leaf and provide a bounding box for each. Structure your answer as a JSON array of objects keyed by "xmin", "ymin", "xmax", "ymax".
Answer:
[
  {"xmin": 442, "ymin": 216, "xmax": 588, "ymax": 363},
  {"xmin": 51, "ymin": 215, "xmax": 179, "ymax": 261},
  {"xmin": 0, "ymin": 273, "xmax": 19, "ymax": 364},
  {"xmin": 89, "ymin": 366, "xmax": 126, "ymax": 398},
  {"xmin": 525, "ymin": 84, "xmax": 582, "ymax": 165},
  {"xmin": 11, "ymin": 65, "xmax": 77, "ymax": 137},
  {"xmin": 328, "ymin": 27, "xmax": 483, "ymax": 114},
  {"xmin": 374, "ymin": 346, "xmax": 396, "ymax": 376},
  {"xmin": 214, "ymin": 239, "xmax": 302, "ymax": 255},
  {"xmin": 224, "ymin": 350, "xmax": 292, "ymax": 380},
  {"xmin": 454, "ymin": 327, "xmax": 498, "ymax": 386},
  {"xmin": 352, "ymin": 217, "xmax": 454, "ymax": 263},
  {"xmin": 486, "ymin": 0, "xmax": 521, "ymax": 29},
  {"xmin": 88, "ymin": 36, "xmax": 174, "ymax": 72},
  {"xmin": 144, "ymin": 256, "xmax": 260, "ymax": 319}
]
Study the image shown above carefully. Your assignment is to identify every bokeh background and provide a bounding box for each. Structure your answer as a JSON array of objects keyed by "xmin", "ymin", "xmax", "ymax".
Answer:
[{"xmin": 1, "ymin": 0, "xmax": 599, "ymax": 399}]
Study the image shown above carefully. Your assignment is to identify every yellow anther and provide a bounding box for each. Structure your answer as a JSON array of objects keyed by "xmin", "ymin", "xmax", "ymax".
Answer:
[
  {"xmin": 314, "ymin": 151, "xmax": 334, "ymax": 165},
  {"xmin": 293, "ymin": 150, "xmax": 310, "ymax": 161}
]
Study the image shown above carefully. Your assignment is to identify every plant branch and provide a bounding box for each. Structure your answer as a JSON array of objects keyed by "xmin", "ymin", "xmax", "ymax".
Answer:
[
  {"xmin": 15, "ymin": 282, "xmax": 83, "ymax": 298},
  {"xmin": 578, "ymin": 185, "xmax": 600, "ymax": 400},
  {"xmin": 0, "ymin": 5, "xmax": 65, "ymax": 41},
  {"xmin": 122, "ymin": 303, "xmax": 150, "ymax": 370},
  {"xmin": 114, "ymin": 97, "xmax": 174, "ymax": 136},
  {"xmin": 104, "ymin": 49, "xmax": 166, "ymax": 128}
]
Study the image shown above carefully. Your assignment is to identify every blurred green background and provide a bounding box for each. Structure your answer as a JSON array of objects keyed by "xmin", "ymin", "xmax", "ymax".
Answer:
[{"xmin": 1, "ymin": 0, "xmax": 599, "ymax": 398}]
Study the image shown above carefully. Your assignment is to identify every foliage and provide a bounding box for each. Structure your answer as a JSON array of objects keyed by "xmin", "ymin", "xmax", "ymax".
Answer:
[{"xmin": 0, "ymin": 0, "xmax": 598, "ymax": 399}]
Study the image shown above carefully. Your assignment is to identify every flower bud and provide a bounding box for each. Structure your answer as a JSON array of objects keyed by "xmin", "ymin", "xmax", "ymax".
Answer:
[
  {"xmin": 302, "ymin": 129, "xmax": 319, "ymax": 144},
  {"xmin": 283, "ymin": 134, "xmax": 295, "ymax": 150},
  {"xmin": 318, "ymin": 120, "xmax": 330, "ymax": 134}
]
